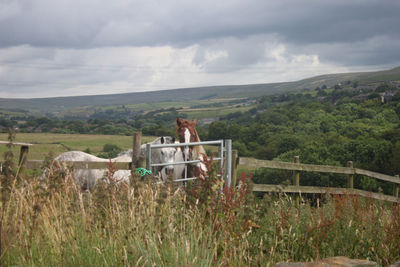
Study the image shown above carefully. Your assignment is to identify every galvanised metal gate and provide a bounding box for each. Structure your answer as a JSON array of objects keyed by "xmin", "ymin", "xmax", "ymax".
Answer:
[{"xmin": 145, "ymin": 139, "xmax": 232, "ymax": 186}]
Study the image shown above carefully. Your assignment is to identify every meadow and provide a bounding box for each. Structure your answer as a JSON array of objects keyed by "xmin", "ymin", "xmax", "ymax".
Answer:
[
  {"xmin": 58, "ymin": 98, "xmax": 246, "ymax": 118},
  {"xmin": 177, "ymin": 105, "xmax": 254, "ymax": 120}
]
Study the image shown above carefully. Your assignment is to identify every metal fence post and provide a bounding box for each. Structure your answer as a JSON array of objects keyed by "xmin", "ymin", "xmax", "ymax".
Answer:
[
  {"xmin": 231, "ymin": 149, "xmax": 238, "ymax": 188},
  {"xmin": 146, "ymin": 143, "xmax": 151, "ymax": 174},
  {"xmin": 225, "ymin": 139, "xmax": 232, "ymax": 187}
]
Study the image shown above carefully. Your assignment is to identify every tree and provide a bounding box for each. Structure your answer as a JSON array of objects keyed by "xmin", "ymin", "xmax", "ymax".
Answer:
[
  {"xmin": 208, "ymin": 121, "xmax": 228, "ymax": 140},
  {"xmin": 232, "ymin": 140, "xmax": 249, "ymax": 156},
  {"xmin": 376, "ymin": 83, "xmax": 394, "ymax": 93}
]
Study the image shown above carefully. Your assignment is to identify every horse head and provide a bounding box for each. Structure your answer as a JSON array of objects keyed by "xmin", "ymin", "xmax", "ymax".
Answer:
[
  {"xmin": 159, "ymin": 136, "xmax": 177, "ymax": 176},
  {"xmin": 176, "ymin": 118, "xmax": 208, "ymax": 179},
  {"xmin": 176, "ymin": 118, "xmax": 199, "ymax": 161}
]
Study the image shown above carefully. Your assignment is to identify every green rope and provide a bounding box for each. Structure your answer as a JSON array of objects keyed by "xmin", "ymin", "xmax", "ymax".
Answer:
[{"xmin": 137, "ymin": 168, "xmax": 152, "ymax": 177}]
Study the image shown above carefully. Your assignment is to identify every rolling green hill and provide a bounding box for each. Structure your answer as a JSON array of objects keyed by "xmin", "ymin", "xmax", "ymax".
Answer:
[{"xmin": 1, "ymin": 66, "xmax": 399, "ymax": 113}]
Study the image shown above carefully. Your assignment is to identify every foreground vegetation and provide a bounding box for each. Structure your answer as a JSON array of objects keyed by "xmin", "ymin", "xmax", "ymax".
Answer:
[{"xmin": 0, "ymin": 157, "xmax": 399, "ymax": 266}]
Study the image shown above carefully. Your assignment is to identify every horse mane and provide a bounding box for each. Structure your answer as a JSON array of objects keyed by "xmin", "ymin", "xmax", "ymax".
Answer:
[{"xmin": 192, "ymin": 128, "xmax": 207, "ymax": 159}]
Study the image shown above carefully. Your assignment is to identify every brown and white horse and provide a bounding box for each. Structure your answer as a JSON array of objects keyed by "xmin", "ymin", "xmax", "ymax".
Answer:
[{"xmin": 176, "ymin": 118, "xmax": 208, "ymax": 179}]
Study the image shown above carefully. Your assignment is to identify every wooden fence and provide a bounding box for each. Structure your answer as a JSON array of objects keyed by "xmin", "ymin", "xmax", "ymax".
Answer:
[
  {"xmin": 2, "ymin": 136, "xmax": 400, "ymax": 203},
  {"xmin": 1, "ymin": 133, "xmax": 144, "ymax": 177},
  {"xmin": 239, "ymin": 156, "xmax": 400, "ymax": 204}
]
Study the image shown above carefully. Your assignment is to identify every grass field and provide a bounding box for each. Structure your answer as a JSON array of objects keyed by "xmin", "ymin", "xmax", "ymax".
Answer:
[
  {"xmin": 178, "ymin": 105, "xmax": 255, "ymax": 119},
  {"xmin": 125, "ymin": 98, "xmax": 243, "ymax": 111},
  {"xmin": 90, "ymin": 98, "xmax": 242, "ymax": 112},
  {"xmin": 0, "ymin": 133, "xmax": 156, "ymax": 161},
  {"xmin": 55, "ymin": 98, "xmax": 247, "ymax": 118}
]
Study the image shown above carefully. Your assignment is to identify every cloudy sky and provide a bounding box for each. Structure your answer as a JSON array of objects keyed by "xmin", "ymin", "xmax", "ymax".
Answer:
[{"xmin": 0, "ymin": 0, "xmax": 399, "ymax": 98}]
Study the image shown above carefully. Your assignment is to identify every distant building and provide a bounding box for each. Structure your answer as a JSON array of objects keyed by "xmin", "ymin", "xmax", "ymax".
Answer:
[{"xmin": 380, "ymin": 91, "xmax": 397, "ymax": 103}]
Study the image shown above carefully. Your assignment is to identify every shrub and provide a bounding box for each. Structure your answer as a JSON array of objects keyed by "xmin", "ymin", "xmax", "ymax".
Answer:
[{"xmin": 97, "ymin": 143, "xmax": 122, "ymax": 158}]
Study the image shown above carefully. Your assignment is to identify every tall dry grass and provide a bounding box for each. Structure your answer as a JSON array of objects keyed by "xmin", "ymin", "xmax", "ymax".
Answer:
[
  {"xmin": 0, "ymin": 158, "xmax": 254, "ymax": 266},
  {"xmin": 0, "ymin": 157, "xmax": 399, "ymax": 266}
]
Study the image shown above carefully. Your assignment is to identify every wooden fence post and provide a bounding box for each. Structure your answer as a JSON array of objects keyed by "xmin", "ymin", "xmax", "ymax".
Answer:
[
  {"xmin": 131, "ymin": 132, "xmax": 142, "ymax": 178},
  {"xmin": 231, "ymin": 149, "xmax": 238, "ymax": 188},
  {"xmin": 394, "ymin": 175, "xmax": 399, "ymax": 198},
  {"xmin": 294, "ymin": 156, "xmax": 300, "ymax": 207},
  {"xmin": 137, "ymin": 157, "xmax": 146, "ymax": 168},
  {"xmin": 16, "ymin": 145, "xmax": 29, "ymax": 178},
  {"xmin": 347, "ymin": 161, "xmax": 354, "ymax": 189}
]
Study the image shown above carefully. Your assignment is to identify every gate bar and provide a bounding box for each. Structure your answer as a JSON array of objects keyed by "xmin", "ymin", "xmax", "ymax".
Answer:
[
  {"xmin": 152, "ymin": 157, "xmax": 222, "ymax": 167},
  {"xmin": 150, "ymin": 140, "xmax": 224, "ymax": 148}
]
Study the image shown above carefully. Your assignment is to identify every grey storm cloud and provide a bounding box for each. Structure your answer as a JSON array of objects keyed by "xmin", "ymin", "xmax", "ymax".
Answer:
[
  {"xmin": 0, "ymin": 0, "xmax": 399, "ymax": 98},
  {"xmin": 1, "ymin": 0, "xmax": 399, "ymax": 48}
]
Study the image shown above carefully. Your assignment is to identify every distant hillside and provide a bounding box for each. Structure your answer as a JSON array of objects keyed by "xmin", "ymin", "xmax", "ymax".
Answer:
[{"xmin": 1, "ymin": 66, "xmax": 399, "ymax": 113}]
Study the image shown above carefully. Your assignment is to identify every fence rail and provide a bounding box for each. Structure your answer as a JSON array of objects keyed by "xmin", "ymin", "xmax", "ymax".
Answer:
[
  {"xmin": 239, "ymin": 157, "xmax": 400, "ymax": 184},
  {"xmin": 252, "ymin": 184, "xmax": 400, "ymax": 203},
  {"xmin": 3, "ymin": 136, "xmax": 400, "ymax": 203},
  {"xmin": 240, "ymin": 156, "xmax": 400, "ymax": 203},
  {"xmin": 27, "ymin": 160, "xmax": 132, "ymax": 170}
]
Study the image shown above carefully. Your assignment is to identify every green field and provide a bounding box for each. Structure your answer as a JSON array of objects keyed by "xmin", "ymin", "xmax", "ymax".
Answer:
[
  {"xmin": 0, "ymin": 133, "xmax": 156, "ymax": 161},
  {"xmin": 178, "ymin": 105, "xmax": 254, "ymax": 119},
  {"xmin": 125, "ymin": 98, "xmax": 243, "ymax": 111},
  {"xmin": 0, "ymin": 109, "xmax": 27, "ymax": 117},
  {"xmin": 55, "ymin": 98, "xmax": 246, "ymax": 118}
]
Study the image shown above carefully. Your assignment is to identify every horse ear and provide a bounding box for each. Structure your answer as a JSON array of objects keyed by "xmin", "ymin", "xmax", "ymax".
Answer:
[
  {"xmin": 176, "ymin": 118, "xmax": 183, "ymax": 127},
  {"xmin": 193, "ymin": 118, "xmax": 198, "ymax": 126},
  {"xmin": 161, "ymin": 136, "xmax": 165, "ymax": 144}
]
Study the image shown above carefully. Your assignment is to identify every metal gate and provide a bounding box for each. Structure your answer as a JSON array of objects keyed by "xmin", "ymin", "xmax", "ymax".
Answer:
[{"xmin": 145, "ymin": 139, "xmax": 232, "ymax": 186}]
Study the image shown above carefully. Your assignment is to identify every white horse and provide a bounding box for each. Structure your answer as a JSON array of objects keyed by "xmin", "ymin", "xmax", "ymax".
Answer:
[
  {"xmin": 118, "ymin": 136, "xmax": 178, "ymax": 180},
  {"xmin": 48, "ymin": 136, "xmax": 177, "ymax": 189},
  {"xmin": 160, "ymin": 146, "xmax": 185, "ymax": 181},
  {"xmin": 52, "ymin": 151, "xmax": 132, "ymax": 189}
]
